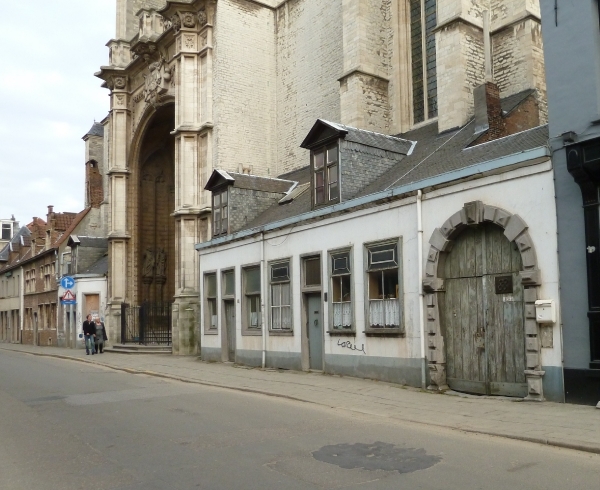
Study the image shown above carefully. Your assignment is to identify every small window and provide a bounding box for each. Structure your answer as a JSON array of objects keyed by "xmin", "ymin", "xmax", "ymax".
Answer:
[
  {"xmin": 243, "ymin": 266, "xmax": 261, "ymax": 330},
  {"xmin": 312, "ymin": 143, "xmax": 339, "ymax": 207},
  {"xmin": 303, "ymin": 257, "xmax": 321, "ymax": 287},
  {"xmin": 222, "ymin": 270, "xmax": 235, "ymax": 297},
  {"xmin": 1, "ymin": 224, "xmax": 10, "ymax": 240},
  {"xmin": 204, "ymin": 273, "xmax": 217, "ymax": 330},
  {"xmin": 330, "ymin": 251, "xmax": 352, "ymax": 330},
  {"xmin": 366, "ymin": 242, "xmax": 401, "ymax": 329},
  {"xmin": 270, "ymin": 261, "xmax": 291, "ymax": 330},
  {"xmin": 212, "ymin": 188, "xmax": 229, "ymax": 237}
]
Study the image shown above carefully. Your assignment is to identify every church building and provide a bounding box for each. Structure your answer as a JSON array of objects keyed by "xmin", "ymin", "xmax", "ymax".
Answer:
[{"xmin": 96, "ymin": 0, "xmax": 550, "ymax": 387}]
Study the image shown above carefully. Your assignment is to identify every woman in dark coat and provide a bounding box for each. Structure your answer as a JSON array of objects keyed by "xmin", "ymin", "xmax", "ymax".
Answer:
[{"xmin": 94, "ymin": 317, "xmax": 108, "ymax": 354}]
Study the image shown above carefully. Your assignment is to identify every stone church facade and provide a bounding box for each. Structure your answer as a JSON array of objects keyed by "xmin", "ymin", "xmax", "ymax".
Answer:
[{"xmin": 96, "ymin": 0, "xmax": 546, "ymax": 355}]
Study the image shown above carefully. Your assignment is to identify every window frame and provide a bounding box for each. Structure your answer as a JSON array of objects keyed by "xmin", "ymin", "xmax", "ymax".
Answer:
[
  {"xmin": 327, "ymin": 247, "xmax": 355, "ymax": 335},
  {"xmin": 203, "ymin": 271, "xmax": 218, "ymax": 335},
  {"xmin": 311, "ymin": 141, "xmax": 340, "ymax": 208},
  {"xmin": 301, "ymin": 254, "xmax": 322, "ymax": 293},
  {"xmin": 212, "ymin": 186, "xmax": 230, "ymax": 238},
  {"xmin": 409, "ymin": 0, "xmax": 438, "ymax": 125},
  {"xmin": 268, "ymin": 259, "xmax": 293, "ymax": 335},
  {"xmin": 241, "ymin": 264, "xmax": 262, "ymax": 336},
  {"xmin": 363, "ymin": 238, "xmax": 404, "ymax": 336}
]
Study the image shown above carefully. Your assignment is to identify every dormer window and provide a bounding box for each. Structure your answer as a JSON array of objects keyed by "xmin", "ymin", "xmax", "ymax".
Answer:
[
  {"xmin": 312, "ymin": 143, "xmax": 339, "ymax": 206},
  {"xmin": 212, "ymin": 187, "xmax": 229, "ymax": 237}
]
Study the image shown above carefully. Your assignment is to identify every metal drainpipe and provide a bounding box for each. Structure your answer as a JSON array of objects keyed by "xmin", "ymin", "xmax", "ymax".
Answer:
[
  {"xmin": 417, "ymin": 190, "xmax": 426, "ymax": 389},
  {"xmin": 261, "ymin": 231, "xmax": 267, "ymax": 368}
]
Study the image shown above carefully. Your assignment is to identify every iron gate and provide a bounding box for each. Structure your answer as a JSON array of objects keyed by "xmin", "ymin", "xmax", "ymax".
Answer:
[{"xmin": 121, "ymin": 301, "xmax": 172, "ymax": 345}]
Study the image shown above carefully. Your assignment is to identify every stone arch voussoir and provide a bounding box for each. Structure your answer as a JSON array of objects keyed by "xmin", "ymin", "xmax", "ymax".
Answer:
[{"xmin": 422, "ymin": 200, "xmax": 545, "ymax": 401}]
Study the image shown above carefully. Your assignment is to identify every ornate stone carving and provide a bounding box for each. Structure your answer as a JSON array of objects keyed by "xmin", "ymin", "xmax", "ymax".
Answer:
[
  {"xmin": 184, "ymin": 35, "xmax": 195, "ymax": 50},
  {"xmin": 113, "ymin": 76, "xmax": 126, "ymax": 90},
  {"xmin": 182, "ymin": 12, "xmax": 196, "ymax": 28},
  {"xmin": 156, "ymin": 248, "xmax": 167, "ymax": 282},
  {"xmin": 115, "ymin": 94, "xmax": 125, "ymax": 106},
  {"xmin": 198, "ymin": 7, "xmax": 208, "ymax": 26},
  {"xmin": 143, "ymin": 56, "xmax": 173, "ymax": 103},
  {"xmin": 142, "ymin": 248, "xmax": 155, "ymax": 283},
  {"xmin": 171, "ymin": 14, "xmax": 182, "ymax": 32}
]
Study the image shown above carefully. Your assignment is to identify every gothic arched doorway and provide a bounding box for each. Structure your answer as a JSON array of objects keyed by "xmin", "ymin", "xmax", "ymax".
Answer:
[
  {"xmin": 137, "ymin": 104, "xmax": 175, "ymax": 304},
  {"xmin": 441, "ymin": 222, "xmax": 527, "ymax": 397}
]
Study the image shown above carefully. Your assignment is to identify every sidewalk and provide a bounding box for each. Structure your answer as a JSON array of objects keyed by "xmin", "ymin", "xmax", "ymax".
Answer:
[{"xmin": 2, "ymin": 343, "xmax": 599, "ymax": 455}]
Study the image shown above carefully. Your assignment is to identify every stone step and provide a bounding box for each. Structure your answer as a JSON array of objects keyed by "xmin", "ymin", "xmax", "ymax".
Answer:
[{"xmin": 104, "ymin": 344, "xmax": 172, "ymax": 354}]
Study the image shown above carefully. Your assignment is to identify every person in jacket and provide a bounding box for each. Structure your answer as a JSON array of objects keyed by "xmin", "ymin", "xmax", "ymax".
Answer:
[
  {"xmin": 83, "ymin": 314, "xmax": 96, "ymax": 355},
  {"xmin": 94, "ymin": 317, "xmax": 108, "ymax": 354}
]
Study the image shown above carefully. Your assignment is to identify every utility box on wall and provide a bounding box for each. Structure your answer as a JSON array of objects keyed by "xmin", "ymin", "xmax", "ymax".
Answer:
[{"xmin": 535, "ymin": 299, "xmax": 556, "ymax": 324}]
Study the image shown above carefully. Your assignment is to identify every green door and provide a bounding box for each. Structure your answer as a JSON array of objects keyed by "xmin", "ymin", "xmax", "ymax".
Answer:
[{"xmin": 442, "ymin": 223, "xmax": 527, "ymax": 397}]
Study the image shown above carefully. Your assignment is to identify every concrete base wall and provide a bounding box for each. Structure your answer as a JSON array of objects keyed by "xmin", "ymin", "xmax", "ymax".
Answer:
[
  {"xmin": 325, "ymin": 354, "xmax": 423, "ymax": 388},
  {"xmin": 236, "ymin": 349, "xmax": 262, "ymax": 368},
  {"xmin": 201, "ymin": 346, "xmax": 221, "ymax": 363},
  {"xmin": 542, "ymin": 365, "xmax": 564, "ymax": 403}
]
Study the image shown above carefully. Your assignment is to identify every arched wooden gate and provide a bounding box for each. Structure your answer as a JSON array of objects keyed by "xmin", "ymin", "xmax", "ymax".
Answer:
[{"xmin": 441, "ymin": 223, "xmax": 527, "ymax": 396}]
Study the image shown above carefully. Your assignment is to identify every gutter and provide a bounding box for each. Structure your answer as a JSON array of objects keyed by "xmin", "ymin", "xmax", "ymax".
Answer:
[{"xmin": 196, "ymin": 146, "xmax": 551, "ymax": 251}]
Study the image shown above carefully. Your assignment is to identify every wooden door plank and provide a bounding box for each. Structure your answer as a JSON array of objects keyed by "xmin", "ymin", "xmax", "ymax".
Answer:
[
  {"xmin": 444, "ymin": 284, "xmax": 456, "ymax": 379},
  {"xmin": 461, "ymin": 277, "xmax": 473, "ymax": 381},
  {"xmin": 476, "ymin": 276, "xmax": 486, "ymax": 382}
]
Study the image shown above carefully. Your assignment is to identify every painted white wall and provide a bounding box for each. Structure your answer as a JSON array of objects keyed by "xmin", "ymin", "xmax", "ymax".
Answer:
[
  {"xmin": 60, "ymin": 276, "xmax": 107, "ymax": 348},
  {"xmin": 199, "ymin": 160, "xmax": 562, "ymax": 369}
]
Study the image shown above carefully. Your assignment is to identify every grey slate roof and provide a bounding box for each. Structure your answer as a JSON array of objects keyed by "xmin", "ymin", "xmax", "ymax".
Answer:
[
  {"xmin": 356, "ymin": 121, "xmax": 549, "ymax": 198},
  {"xmin": 80, "ymin": 254, "xmax": 108, "ymax": 275},
  {"xmin": 69, "ymin": 236, "xmax": 108, "ymax": 249},
  {"xmin": 239, "ymin": 121, "xmax": 549, "ymax": 232},
  {"xmin": 227, "ymin": 172, "xmax": 296, "ymax": 194},
  {"xmin": 301, "ymin": 119, "xmax": 415, "ymax": 155},
  {"xmin": 83, "ymin": 122, "xmax": 104, "ymax": 139},
  {"xmin": 0, "ymin": 226, "xmax": 31, "ymax": 262}
]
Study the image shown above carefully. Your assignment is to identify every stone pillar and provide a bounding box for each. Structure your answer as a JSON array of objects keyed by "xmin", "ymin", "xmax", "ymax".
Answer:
[
  {"xmin": 435, "ymin": 0, "xmax": 486, "ymax": 132},
  {"xmin": 106, "ymin": 74, "xmax": 132, "ymax": 342},
  {"xmin": 339, "ymin": 0, "xmax": 392, "ymax": 133},
  {"xmin": 162, "ymin": 1, "xmax": 216, "ymax": 355}
]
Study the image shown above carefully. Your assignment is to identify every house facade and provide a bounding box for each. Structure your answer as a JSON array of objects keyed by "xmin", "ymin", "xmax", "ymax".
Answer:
[
  {"xmin": 95, "ymin": 0, "xmax": 546, "ymax": 354},
  {"xmin": 540, "ymin": 0, "xmax": 600, "ymax": 405},
  {"xmin": 198, "ymin": 99, "xmax": 563, "ymax": 402}
]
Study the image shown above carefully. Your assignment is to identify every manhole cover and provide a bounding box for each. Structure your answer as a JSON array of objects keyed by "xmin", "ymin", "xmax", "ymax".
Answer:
[{"xmin": 312, "ymin": 441, "xmax": 441, "ymax": 474}]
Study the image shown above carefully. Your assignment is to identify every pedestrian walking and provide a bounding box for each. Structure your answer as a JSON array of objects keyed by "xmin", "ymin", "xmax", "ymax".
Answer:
[
  {"xmin": 83, "ymin": 314, "xmax": 96, "ymax": 355},
  {"xmin": 94, "ymin": 317, "xmax": 108, "ymax": 354}
]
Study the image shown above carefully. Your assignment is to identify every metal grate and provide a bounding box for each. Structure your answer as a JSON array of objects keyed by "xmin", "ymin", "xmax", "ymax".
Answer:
[
  {"xmin": 494, "ymin": 275, "xmax": 513, "ymax": 294},
  {"xmin": 121, "ymin": 301, "xmax": 172, "ymax": 345}
]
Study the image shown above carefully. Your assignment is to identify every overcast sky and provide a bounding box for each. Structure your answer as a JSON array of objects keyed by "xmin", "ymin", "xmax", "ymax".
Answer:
[{"xmin": 0, "ymin": 1, "xmax": 116, "ymax": 226}]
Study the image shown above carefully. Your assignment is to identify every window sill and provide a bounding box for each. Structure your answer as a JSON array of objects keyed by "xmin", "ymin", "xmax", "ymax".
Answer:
[
  {"xmin": 364, "ymin": 328, "xmax": 405, "ymax": 337},
  {"xmin": 327, "ymin": 329, "xmax": 356, "ymax": 336},
  {"xmin": 204, "ymin": 329, "xmax": 218, "ymax": 336},
  {"xmin": 268, "ymin": 330, "xmax": 294, "ymax": 336},
  {"xmin": 242, "ymin": 329, "xmax": 262, "ymax": 336}
]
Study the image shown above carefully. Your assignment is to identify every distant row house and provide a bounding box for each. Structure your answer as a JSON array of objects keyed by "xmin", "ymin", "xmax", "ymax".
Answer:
[{"xmin": 0, "ymin": 123, "xmax": 110, "ymax": 348}]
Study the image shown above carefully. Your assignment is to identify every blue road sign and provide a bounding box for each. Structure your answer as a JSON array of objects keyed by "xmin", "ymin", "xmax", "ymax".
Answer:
[{"xmin": 60, "ymin": 276, "xmax": 75, "ymax": 289}]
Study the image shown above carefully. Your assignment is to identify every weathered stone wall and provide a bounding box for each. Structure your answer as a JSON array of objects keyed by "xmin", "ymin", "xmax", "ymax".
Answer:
[
  {"xmin": 276, "ymin": 0, "xmax": 344, "ymax": 175},
  {"xmin": 436, "ymin": 21, "xmax": 485, "ymax": 131},
  {"xmin": 213, "ymin": 0, "xmax": 277, "ymax": 178}
]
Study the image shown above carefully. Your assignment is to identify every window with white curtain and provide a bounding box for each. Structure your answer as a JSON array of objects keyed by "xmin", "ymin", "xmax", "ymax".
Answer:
[
  {"xmin": 330, "ymin": 251, "xmax": 352, "ymax": 330},
  {"xmin": 366, "ymin": 241, "xmax": 401, "ymax": 329},
  {"xmin": 270, "ymin": 261, "xmax": 292, "ymax": 330}
]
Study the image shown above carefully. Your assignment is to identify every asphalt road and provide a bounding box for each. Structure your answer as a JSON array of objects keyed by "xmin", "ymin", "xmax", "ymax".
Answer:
[{"xmin": 0, "ymin": 349, "xmax": 598, "ymax": 490}]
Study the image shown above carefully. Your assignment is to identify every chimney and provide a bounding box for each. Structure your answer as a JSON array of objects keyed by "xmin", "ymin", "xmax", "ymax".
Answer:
[
  {"xmin": 473, "ymin": 10, "xmax": 505, "ymax": 141},
  {"xmin": 473, "ymin": 82, "xmax": 504, "ymax": 139},
  {"xmin": 85, "ymin": 161, "xmax": 104, "ymax": 208}
]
